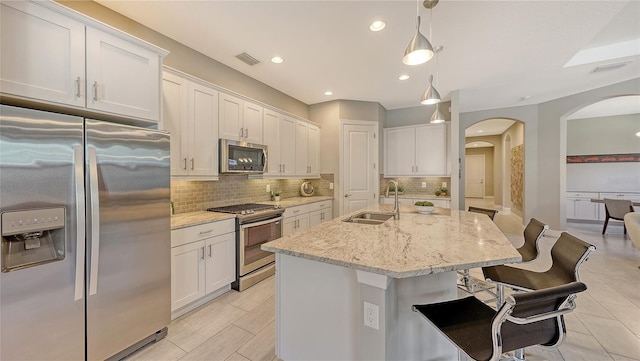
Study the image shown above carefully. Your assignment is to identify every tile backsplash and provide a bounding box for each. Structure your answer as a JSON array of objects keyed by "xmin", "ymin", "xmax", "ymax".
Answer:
[
  {"xmin": 172, "ymin": 174, "xmax": 334, "ymax": 214},
  {"xmin": 379, "ymin": 175, "xmax": 451, "ymax": 196}
]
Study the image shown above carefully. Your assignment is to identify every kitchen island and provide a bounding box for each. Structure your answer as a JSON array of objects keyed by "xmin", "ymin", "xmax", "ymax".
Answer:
[{"xmin": 262, "ymin": 204, "xmax": 521, "ymax": 361}]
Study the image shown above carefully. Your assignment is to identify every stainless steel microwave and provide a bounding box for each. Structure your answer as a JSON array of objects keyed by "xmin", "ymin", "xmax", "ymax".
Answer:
[{"xmin": 219, "ymin": 139, "xmax": 267, "ymax": 174}]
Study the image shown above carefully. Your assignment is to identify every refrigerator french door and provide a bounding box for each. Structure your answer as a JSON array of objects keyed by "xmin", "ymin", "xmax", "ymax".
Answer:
[{"xmin": 0, "ymin": 105, "xmax": 171, "ymax": 360}]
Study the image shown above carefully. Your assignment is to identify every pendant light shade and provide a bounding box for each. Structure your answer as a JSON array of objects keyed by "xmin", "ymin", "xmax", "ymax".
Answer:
[
  {"xmin": 403, "ymin": 16, "xmax": 434, "ymax": 65},
  {"xmin": 421, "ymin": 75, "xmax": 441, "ymax": 105},
  {"xmin": 430, "ymin": 104, "xmax": 445, "ymax": 123}
]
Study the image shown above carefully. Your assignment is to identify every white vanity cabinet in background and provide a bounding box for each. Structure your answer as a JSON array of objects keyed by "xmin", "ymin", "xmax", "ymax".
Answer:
[
  {"xmin": 162, "ymin": 69, "xmax": 219, "ymax": 179},
  {"xmin": 0, "ymin": 1, "xmax": 166, "ymax": 123},
  {"xmin": 384, "ymin": 124, "xmax": 448, "ymax": 177},
  {"xmin": 565, "ymin": 192, "xmax": 599, "ymax": 221},
  {"xmin": 218, "ymin": 93, "xmax": 264, "ymax": 144},
  {"xmin": 170, "ymin": 219, "xmax": 235, "ymax": 317}
]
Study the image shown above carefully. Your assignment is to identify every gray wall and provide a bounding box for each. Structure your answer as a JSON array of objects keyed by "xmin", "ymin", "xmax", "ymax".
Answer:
[
  {"xmin": 385, "ymin": 102, "xmax": 452, "ymax": 128},
  {"xmin": 58, "ymin": 0, "xmax": 309, "ymax": 119}
]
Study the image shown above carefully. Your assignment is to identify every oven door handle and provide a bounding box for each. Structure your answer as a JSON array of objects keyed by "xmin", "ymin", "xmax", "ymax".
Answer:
[{"xmin": 240, "ymin": 216, "xmax": 283, "ymax": 229}]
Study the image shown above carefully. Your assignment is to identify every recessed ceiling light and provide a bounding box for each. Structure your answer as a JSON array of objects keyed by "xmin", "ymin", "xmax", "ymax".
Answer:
[
  {"xmin": 369, "ymin": 20, "xmax": 386, "ymax": 32},
  {"xmin": 636, "ymin": 131, "xmax": 640, "ymax": 137},
  {"xmin": 398, "ymin": 74, "xmax": 410, "ymax": 80},
  {"xmin": 521, "ymin": 95, "xmax": 531, "ymax": 100},
  {"xmin": 477, "ymin": 130, "xmax": 484, "ymax": 133},
  {"xmin": 324, "ymin": 91, "xmax": 333, "ymax": 96},
  {"xmin": 271, "ymin": 56, "xmax": 284, "ymax": 64}
]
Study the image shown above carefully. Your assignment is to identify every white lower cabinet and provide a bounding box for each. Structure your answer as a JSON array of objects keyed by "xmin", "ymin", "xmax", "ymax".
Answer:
[
  {"xmin": 171, "ymin": 219, "xmax": 235, "ymax": 314},
  {"xmin": 283, "ymin": 200, "xmax": 333, "ymax": 236},
  {"xmin": 381, "ymin": 197, "xmax": 450, "ymax": 208},
  {"xmin": 565, "ymin": 192, "xmax": 599, "ymax": 221}
]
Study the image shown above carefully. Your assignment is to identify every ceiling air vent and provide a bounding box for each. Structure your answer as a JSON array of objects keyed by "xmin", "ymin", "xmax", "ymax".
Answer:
[
  {"xmin": 591, "ymin": 61, "xmax": 630, "ymax": 73},
  {"xmin": 235, "ymin": 52, "xmax": 261, "ymax": 66}
]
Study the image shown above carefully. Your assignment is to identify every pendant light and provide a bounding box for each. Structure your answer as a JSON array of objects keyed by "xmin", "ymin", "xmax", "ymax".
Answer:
[
  {"xmin": 430, "ymin": 103, "xmax": 445, "ymax": 123},
  {"xmin": 403, "ymin": 0, "xmax": 434, "ymax": 65},
  {"xmin": 421, "ymin": 74, "xmax": 441, "ymax": 105}
]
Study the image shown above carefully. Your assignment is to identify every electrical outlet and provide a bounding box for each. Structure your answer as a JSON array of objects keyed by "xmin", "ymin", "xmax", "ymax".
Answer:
[
  {"xmin": 329, "ymin": 182, "xmax": 334, "ymax": 190},
  {"xmin": 421, "ymin": 182, "xmax": 427, "ymax": 188},
  {"xmin": 364, "ymin": 302, "xmax": 379, "ymax": 330},
  {"xmin": 266, "ymin": 184, "xmax": 271, "ymax": 193}
]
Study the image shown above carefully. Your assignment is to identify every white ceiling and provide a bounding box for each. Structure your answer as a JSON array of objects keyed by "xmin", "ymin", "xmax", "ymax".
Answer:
[
  {"xmin": 465, "ymin": 118, "xmax": 515, "ymax": 137},
  {"xmin": 466, "ymin": 141, "xmax": 494, "ymax": 149},
  {"xmin": 96, "ymin": 0, "xmax": 640, "ymax": 113},
  {"xmin": 567, "ymin": 95, "xmax": 640, "ymax": 119}
]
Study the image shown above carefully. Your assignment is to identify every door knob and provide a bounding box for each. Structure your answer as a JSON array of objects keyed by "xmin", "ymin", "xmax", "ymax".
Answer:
[{"xmin": 344, "ymin": 194, "xmax": 352, "ymax": 198}]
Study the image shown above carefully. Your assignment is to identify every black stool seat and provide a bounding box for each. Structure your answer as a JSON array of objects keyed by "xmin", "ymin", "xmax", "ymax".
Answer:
[{"xmin": 413, "ymin": 282, "xmax": 587, "ymax": 361}]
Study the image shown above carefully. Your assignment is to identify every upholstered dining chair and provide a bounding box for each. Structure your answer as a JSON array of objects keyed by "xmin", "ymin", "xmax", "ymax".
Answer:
[
  {"xmin": 624, "ymin": 212, "xmax": 640, "ymax": 268},
  {"xmin": 602, "ymin": 198, "xmax": 634, "ymax": 235},
  {"xmin": 413, "ymin": 282, "xmax": 588, "ymax": 361}
]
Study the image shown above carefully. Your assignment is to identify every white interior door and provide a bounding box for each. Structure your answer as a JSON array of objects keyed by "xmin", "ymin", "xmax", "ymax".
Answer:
[
  {"xmin": 465, "ymin": 155, "xmax": 485, "ymax": 198},
  {"xmin": 341, "ymin": 122, "xmax": 378, "ymax": 215}
]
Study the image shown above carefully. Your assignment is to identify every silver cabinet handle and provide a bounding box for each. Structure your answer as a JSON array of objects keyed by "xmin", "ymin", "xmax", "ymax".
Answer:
[
  {"xmin": 199, "ymin": 229, "xmax": 213, "ymax": 235},
  {"xmin": 201, "ymin": 246, "xmax": 205, "ymax": 260},
  {"xmin": 283, "ymin": 164, "xmax": 285, "ymax": 172},
  {"xmin": 415, "ymin": 166, "xmax": 418, "ymax": 172},
  {"xmin": 191, "ymin": 158, "xmax": 194, "ymax": 170},
  {"xmin": 208, "ymin": 244, "xmax": 212, "ymax": 258},
  {"xmin": 88, "ymin": 147, "xmax": 100, "ymax": 296},
  {"xmin": 73, "ymin": 146, "xmax": 85, "ymax": 301},
  {"xmin": 183, "ymin": 158, "xmax": 187, "ymax": 170},
  {"xmin": 245, "ymin": 128, "xmax": 249, "ymax": 138},
  {"xmin": 92, "ymin": 81, "xmax": 98, "ymax": 101},
  {"xmin": 75, "ymin": 77, "xmax": 82, "ymax": 98},
  {"xmin": 239, "ymin": 127, "xmax": 244, "ymax": 138},
  {"xmin": 344, "ymin": 194, "xmax": 352, "ymax": 198}
]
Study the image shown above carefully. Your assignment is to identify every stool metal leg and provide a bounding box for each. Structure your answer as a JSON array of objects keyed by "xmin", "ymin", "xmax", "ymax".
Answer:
[
  {"xmin": 496, "ymin": 284, "xmax": 504, "ymax": 307},
  {"xmin": 514, "ymin": 348, "xmax": 525, "ymax": 361}
]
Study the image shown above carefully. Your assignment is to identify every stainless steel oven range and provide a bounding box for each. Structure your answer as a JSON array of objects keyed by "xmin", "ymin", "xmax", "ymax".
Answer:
[{"xmin": 207, "ymin": 203, "xmax": 283, "ymax": 291}]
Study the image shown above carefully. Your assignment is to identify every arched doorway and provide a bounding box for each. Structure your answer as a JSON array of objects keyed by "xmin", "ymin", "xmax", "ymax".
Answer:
[
  {"xmin": 464, "ymin": 118, "xmax": 525, "ymax": 218},
  {"xmin": 562, "ymin": 95, "xmax": 640, "ymax": 228}
]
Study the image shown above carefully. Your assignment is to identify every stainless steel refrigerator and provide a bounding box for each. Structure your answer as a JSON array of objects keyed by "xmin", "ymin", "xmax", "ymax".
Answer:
[{"xmin": 0, "ymin": 104, "xmax": 171, "ymax": 360}]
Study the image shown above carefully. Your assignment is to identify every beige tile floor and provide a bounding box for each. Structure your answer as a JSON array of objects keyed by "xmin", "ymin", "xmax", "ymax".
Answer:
[{"xmin": 126, "ymin": 199, "xmax": 640, "ymax": 360}]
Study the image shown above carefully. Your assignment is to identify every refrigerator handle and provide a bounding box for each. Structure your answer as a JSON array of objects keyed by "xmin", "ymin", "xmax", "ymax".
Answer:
[
  {"xmin": 88, "ymin": 147, "xmax": 100, "ymax": 296},
  {"xmin": 73, "ymin": 146, "xmax": 85, "ymax": 301}
]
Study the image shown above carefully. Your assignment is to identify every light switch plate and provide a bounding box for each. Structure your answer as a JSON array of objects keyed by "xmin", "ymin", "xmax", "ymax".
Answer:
[
  {"xmin": 329, "ymin": 183, "xmax": 334, "ymax": 190},
  {"xmin": 421, "ymin": 182, "xmax": 427, "ymax": 188}
]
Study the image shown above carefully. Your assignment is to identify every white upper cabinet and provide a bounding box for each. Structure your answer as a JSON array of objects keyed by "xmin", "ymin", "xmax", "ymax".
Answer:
[
  {"xmin": 1, "ymin": 1, "xmax": 85, "ymax": 107},
  {"xmin": 218, "ymin": 93, "xmax": 263, "ymax": 144},
  {"xmin": 85, "ymin": 27, "xmax": 161, "ymax": 121},
  {"xmin": 264, "ymin": 110, "xmax": 297, "ymax": 177},
  {"xmin": 294, "ymin": 120, "xmax": 320, "ymax": 177},
  {"xmin": 384, "ymin": 123, "xmax": 448, "ymax": 177},
  {"xmin": 162, "ymin": 69, "xmax": 218, "ymax": 179},
  {"xmin": 0, "ymin": 1, "xmax": 166, "ymax": 122}
]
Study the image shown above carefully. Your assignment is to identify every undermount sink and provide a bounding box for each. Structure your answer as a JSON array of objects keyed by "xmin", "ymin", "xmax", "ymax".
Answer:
[{"xmin": 342, "ymin": 212, "xmax": 395, "ymax": 225}]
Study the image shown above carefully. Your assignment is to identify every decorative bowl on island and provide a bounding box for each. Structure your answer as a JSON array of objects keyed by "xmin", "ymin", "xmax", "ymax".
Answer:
[{"xmin": 414, "ymin": 201, "xmax": 435, "ymax": 215}]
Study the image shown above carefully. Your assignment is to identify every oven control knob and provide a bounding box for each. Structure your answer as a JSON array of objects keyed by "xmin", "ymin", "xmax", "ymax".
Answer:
[
  {"xmin": 248, "ymin": 210, "xmax": 254, "ymax": 214},
  {"xmin": 240, "ymin": 210, "xmax": 247, "ymax": 215}
]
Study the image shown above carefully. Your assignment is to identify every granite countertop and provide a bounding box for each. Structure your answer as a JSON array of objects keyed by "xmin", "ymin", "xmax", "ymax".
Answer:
[
  {"xmin": 379, "ymin": 193, "xmax": 451, "ymax": 200},
  {"xmin": 171, "ymin": 196, "xmax": 334, "ymax": 230},
  {"xmin": 171, "ymin": 211, "xmax": 235, "ymax": 230},
  {"xmin": 262, "ymin": 204, "xmax": 521, "ymax": 278}
]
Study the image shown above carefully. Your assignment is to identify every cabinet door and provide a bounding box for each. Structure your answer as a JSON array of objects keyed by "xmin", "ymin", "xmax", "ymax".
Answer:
[
  {"xmin": 205, "ymin": 233, "xmax": 235, "ymax": 294},
  {"xmin": 263, "ymin": 110, "xmax": 281, "ymax": 176},
  {"xmin": 415, "ymin": 124, "xmax": 447, "ymax": 175},
  {"xmin": 575, "ymin": 198, "xmax": 598, "ymax": 220},
  {"xmin": 308, "ymin": 124, "xmax": 320, "ymax": 175},
  {"xmin": 188, "ymin": 82, "xmax": 218, "ymax": 177},
  {"xmin": 85, "ymin": 27, "xmax": 160, "ymax": 121},
  {"xmin": 309, "ymin": 210, "xmax": 323, "ymax": 227},
  {"xmin": 171, "ymin": 241, "xmax": 206, "ymax": 311},
  {"xmin": 162, "ymin": 72, "xmax": 189, "ymax": 176},
  {"xmin": 295, "ymin": 121, "xmax": 309, "ymax": 175},
  {"xmin": 219, "ymin": 93, "xmax": 243, "ymax": 140},
  {"xmin": 283, "ymin": 217, "xmax": 296, "ymax": 237},
  {"xmin": 384, "ymin": 127, "xmax": 415, "ymax": 176},
  {"xmin": 280, "ymin": 116, "xmax": 297, "ymax": 176},
  {"xmin": 322, "ymin": 208, "xmax": 333, "ymax": 223},
  {"xmin": 1, "ymin": 1, "xmax": 85, "ymax": 107},
  {"xmin": 566, "ymin": 198, "xmax": 577, "ymax": 219},
  {"xmin": 297, "ymin": 215, "xmax": 310, "ymax": 232},
  {"xmin": 243, "ymin": 101, "xmax": 263, "ymax": 144}
]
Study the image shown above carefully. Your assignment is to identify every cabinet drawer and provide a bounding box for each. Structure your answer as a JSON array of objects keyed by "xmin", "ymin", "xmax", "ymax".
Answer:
[
  {"xmin": 600, "ymin": 192, "xmax": 640, "ymax": 201},
  {"xmin": 308, "ymin": 200, "xmax": 332, "ymax": 212},
  {"xmin": 283, "ymin": 204, "xmax": 311, "ymax": 218},
  {"xmin": 172, "ymin": 218, "xmax": 235, "ymax": 248},
  {"xmin": 565, "ymin": 192, "xmax": 598, "ymax": 198}
]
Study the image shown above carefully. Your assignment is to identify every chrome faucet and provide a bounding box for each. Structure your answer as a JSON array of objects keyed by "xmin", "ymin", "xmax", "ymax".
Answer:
[{"xmin": 385, "ymin": 180, "xmax": 400, "ymax": 220}]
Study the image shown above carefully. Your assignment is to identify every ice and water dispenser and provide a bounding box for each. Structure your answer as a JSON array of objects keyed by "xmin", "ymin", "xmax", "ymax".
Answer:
[{"xmin": 1, "ymin": 208, "xmax": 66, "ymax": 272}]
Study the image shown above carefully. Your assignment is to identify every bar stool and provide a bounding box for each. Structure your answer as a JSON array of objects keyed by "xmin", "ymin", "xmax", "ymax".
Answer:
[
  {"xmin": 459, "ymin": 207, "xmax": 499, "ymax": 293},
  {"xmin": 413, "ymin": 282, "xmax": 587, "ymax": 361}
]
